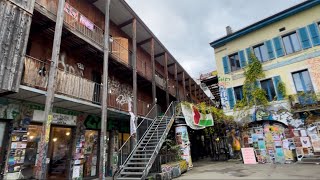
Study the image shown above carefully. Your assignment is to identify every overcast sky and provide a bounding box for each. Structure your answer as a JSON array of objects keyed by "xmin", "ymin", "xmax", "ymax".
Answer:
[{"xmin": 125, "ymin": 0, "xmax": 304, "ymax": 79}]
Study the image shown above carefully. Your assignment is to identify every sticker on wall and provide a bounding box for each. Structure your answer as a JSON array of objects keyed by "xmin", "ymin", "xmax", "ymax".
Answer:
[{"xmin": 300, "ymin": 137, "xmax": 311, "ymax": 148}]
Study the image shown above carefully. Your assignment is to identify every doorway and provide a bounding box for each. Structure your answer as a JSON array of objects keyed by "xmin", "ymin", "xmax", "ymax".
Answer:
[{"xmin": 48, "ymin": 127, "xmax": 73, "ymax": 179}]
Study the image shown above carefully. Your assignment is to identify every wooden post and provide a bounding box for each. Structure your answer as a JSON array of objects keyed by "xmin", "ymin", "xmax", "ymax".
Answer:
[
  {"xmin": 36, "ymin": 0, "xmax": 65, "ymax": 179},
  {"xmin": 194, "ymin": 84, "xmax": 197, "ymax": 101},
  {"xmin": 182, "ymin": 72, "xmax": 186, "ymax": 101},
  {"xmin": 189, "ymin": 79, "xmax": 192, "ymax": 102},
  {"xmin": 132, "ymin": 18, "xmax": 137, "ymax": 145},
  {"xmin": 174, "ymin": 63, "xmax": 178, "ymax": 100},
  {"xmin": 100, "ymin": 0, "xmax": 110, "ymax": 179},
  {"xmin": 164, "ymin": 52, "xmax": 169, "ymax": 108},
  {"xmin": 151, "ymin": 38, "xmax": 156, "ymax": 104}
]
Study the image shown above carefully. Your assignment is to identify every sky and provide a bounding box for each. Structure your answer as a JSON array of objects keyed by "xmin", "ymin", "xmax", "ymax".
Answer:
[{"xmin": 125, "ymin": 0, "xmax": 305, "ymax": 80}]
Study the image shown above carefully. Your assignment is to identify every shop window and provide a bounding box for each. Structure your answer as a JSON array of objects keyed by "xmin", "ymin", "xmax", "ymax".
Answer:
[
  {"xmin": 229, "ymin": 53, "xmax": 241, "ymax": 72},
  {"xmin": 282, "ymin": 32, "xmax": 301, "ymax": 55},
  {"xmin": 234, "ymin": 86, "xmax": 244, "ymax": 102},
  {"xmin": 253, "ymin": 43, "xmax": 268, "ymax": 62},
  {"xmin": 260, "ymin": 79, "xmax": 276, "ymax": 102}
]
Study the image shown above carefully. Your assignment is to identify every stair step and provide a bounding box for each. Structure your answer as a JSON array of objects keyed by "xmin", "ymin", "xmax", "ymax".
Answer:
[
  {"xmin": 135, "ymin": 150, "xmax": 154, "ymax": 152},
  {"xmin": 117, "ymin": 178, "xmax": 141, "ymax": 180},
  {"xmin": 120, "ymin": 172, "xmax": 143, "ymax": 175},
  {"xmin": 126, "ymin": 162, "xmax": 147, "ymax": 165},
  {"xmin": 133, "ymin": 154, "xmax": 152, "ymax": 157},
  {"xmin": 123, "ymin": 167, "xmax": 146, "ymax": 170},
  {"xmin": 130, "ymin": 158, "xmax": 150, "ymax": 160}
]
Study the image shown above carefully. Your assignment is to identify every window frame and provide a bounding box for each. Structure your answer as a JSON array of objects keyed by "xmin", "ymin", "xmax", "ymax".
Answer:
[
  {"xmin": 253, "ymin": 43, "xmax": 269, "ymax": 62},
  {"xmin": 281, "ymin": 31, "xmax": 302, "ymax": 55},
  {"xmin": 260, "ymin": 78, "xmax": 276, "ymax": 102},
  {"xmin": 292, "ymin": 69, "xmax": 314, "ymax": 93},
  {"xmin": 228, "ymin": 53, "xmax": 241, "ymax": 72},
  {"xmin": 233, "ymin": 86, "xmax": 244, "ymax": 102}
]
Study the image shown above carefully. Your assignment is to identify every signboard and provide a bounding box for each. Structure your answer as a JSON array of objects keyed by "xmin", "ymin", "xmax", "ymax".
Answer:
[
  {"xmin": 32, "ymin": 110, "xmax": 77, "ymax": 126},
  {"xmin": 241, "ymin": 148, "xmax": 257, "ymax": 164}
]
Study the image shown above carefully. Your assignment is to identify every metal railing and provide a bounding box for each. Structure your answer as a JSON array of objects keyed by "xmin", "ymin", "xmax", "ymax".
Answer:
[{"xmin": 117, "ymin": 103, "xmax": 160, "ymax": 166}]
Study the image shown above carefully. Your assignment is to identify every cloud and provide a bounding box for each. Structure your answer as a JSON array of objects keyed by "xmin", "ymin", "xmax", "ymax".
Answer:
[{"xmin": 125, "ymin": 0, "xmax": 305, "ymax": 79}]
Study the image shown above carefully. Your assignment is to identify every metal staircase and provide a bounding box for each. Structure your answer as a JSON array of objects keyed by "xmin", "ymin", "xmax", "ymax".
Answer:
[{"xmin": 115, "ymin": 102, "xmax": 176, "ymax": 180}]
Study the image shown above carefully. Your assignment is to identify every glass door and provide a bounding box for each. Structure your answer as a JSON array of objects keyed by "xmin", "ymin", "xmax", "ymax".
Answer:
[
  {"xmin": 83, "ymin": 130, "xmax": 99, "ymax": 178},
  {"xmin": 48, "ymin": 127, "xmax": 72, "ymax": 179}
]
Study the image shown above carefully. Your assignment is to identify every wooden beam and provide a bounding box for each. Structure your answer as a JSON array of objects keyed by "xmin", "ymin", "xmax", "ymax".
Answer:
[
  {"xmin": 164, "ymin": 52, "xmax": 169, "ymax": 108},
  {"xmin": 151, "ymin": 38, "xmax": 156, "ymax": 104},
  {"xmin": 174, "ymin": 63, "xmax": 178, "ymax": 99},
  {"xmin": 137, "ymin": 38, "xmax": 152, "ymax": 46},
  {"xmin": 155, "ymin": 52, "xmax": 165, "ymax": 58},
  {"xmin": 118, "ymin": 18, "xmax": 134, "ymax": 28},
  {"xmin": 167, "ymin": 63, "xmax": 175, "ymax": 68},
  {"xmin": 182, "ymin": 72, "xmax": 186, "ymax": 101}
]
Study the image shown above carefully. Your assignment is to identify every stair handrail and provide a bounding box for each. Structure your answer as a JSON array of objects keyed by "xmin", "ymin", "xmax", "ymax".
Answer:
[
  {"xmin": 141, "ymin": 101, "xmax": 177, "ymax": 179},
  {"xmin": 114, "ymin": 105, "xmax": 160, "ymax": 180},
  {"xmin": 142, "ymin": 101, "xmax": 174, "ymax": 152},
  {"xmin": 118, "ymin": 103, "xmax": 158, "ymax": 166}
]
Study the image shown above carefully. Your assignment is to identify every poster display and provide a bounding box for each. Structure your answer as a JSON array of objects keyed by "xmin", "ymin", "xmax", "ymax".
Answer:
[
  {"xmin": 175, "ymin": 125, "xmax": 193, "ymax": 168},
  {"xmin": 241, "ymin": 148, "xmax": 257, "ymax": 164}
]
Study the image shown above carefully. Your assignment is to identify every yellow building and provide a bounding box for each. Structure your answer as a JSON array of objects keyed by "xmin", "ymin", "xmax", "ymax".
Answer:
[{"xmin": 210, "ymin": 0, "xmax": 320, "ymax": 119}]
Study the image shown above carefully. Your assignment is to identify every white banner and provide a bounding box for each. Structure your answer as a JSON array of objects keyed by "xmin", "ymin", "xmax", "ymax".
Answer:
[{"xmin": 32, "ymin": 110, "xmax": 77, "ymax": 126}]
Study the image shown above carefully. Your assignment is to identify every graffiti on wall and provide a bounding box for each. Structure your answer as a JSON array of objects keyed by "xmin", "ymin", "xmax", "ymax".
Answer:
[
  {"xmin": 58, "ymin": 52, "xmax": 85, "ymax": 77},
  {"xmin": 218, "ymin": 76, "xmax": 231, "ymax": 110},
  {"xmin": 253, "ymin": 103, "xmax": 304, "ymax": 128},
  {"xmin": 108, "ymin": 77, "xmax": 133, "ymax": 106},
  {"xmin": 307, "ymin": 57, "xmax": 320, "ymax": 90}
]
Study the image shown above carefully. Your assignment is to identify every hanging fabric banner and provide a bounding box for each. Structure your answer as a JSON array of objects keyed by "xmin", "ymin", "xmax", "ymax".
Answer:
[
  {"xmin": 64, "ymin": 2, "xmax": 79, "ymax": 19},
  {"xmin": 191, "ymin": 105, "xmax": 214, "ymax": 127},
  {"xmin": 181, "ymin": 104, "xmax": 204, "ymax": 130},
  {"xmin": 80, "ymin": 15, "xmax": 94, "ymax": 31}
]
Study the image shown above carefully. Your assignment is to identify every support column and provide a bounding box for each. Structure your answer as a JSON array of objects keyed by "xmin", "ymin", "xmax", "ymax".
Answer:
[
  {"xmin": 100, "ymin": 0, "xmax": 111, "ymax": 179},
  {"xmin": 182, "ymin": 72, "xmax": 186, "ymax": 101},
  {"xmin": 194, "ymin": 85, "xmax": 197, "ymax": 101},
  {"xmin": 164, "ymin": 52, "xmax": 169, "ymax": 108},
  {"xmin": 151, "ymin": 38, "xmax": 156, "ymax": 104},
  {"xmin": 174, "ymin": 63, "xmax": 178, "ymax": 100},
  {"xmin": 132, "ymin": 18, "xmax": 137, "ymax": 145},
  {"xmin": 189, "ymin": 79, "xmax": 192, "ymax": 102},
  {"xmin": 36, "ymin": 0, "xmax": 65, "ymax": 179}
]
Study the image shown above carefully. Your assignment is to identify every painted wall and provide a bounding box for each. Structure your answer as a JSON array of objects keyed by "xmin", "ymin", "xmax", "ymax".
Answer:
[{"xmin": 214, "ymin": 4, "xmax": 320, "ymax": 113}]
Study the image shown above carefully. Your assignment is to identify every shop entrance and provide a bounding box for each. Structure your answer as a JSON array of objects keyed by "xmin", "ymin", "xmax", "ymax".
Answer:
[{"xmin": 48, "ymin": 126, "xmax": 73, "ymax": 179}]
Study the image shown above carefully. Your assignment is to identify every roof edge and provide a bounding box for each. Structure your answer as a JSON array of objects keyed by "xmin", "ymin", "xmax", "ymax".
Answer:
[{"xmin": 210, "ymin": 0, "xmax": 320, "ymax": 49}]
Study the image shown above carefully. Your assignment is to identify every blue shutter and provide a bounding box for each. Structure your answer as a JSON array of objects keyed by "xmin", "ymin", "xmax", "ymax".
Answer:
[
  {"xmin": 246, "ymin": 48, "xmax": 252, "ymax": 64},
  {"xmin": 239, "ymin": 50, "xmax": 247, "ymax": 68},
  {"xmin": 298, "ymin": 27, "xmax": 311, "ymax": 49},
  {"xmin": 273, "ymin": 37, "xmax": 284, "ymax": 57},
  {"xmin": 265, "ymin": 40, "xmax": 275, "ymax": 60},
  {"xmin": 308, "ymin": 23, "xmax": 320, "ymax": 46},
  {"xmin": 227, "ymin": 88, "xmax": 235, "ymax": 109},
  {"xmin": 273, "ymin": 76, "xmax": 284, "ymax": 101},
  {"xmin": 222, "ymin": 56, "xmax": 230, "ymax": 74}
]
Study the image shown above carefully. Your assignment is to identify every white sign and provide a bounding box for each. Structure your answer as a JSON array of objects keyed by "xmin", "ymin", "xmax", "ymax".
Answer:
[
  {"xmin": 32, "ymin": 110, "xmax": 77, "ymax": 126},
  {"xmin": 241, "ymin": 148, "xmax": 257, "ymax": 164}
]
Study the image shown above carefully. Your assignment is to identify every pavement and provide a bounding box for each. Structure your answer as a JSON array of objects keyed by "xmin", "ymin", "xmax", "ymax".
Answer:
[{"xmin": 176, "ymin": 159, "xmax": 320, "ymax": 179}]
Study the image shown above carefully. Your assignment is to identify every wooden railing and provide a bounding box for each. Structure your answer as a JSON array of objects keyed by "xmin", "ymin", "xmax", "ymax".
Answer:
[
  {"xmin": 155, "ymin": 73, "xmax": 166, "ymax": 89},
  {"xmin": 22, "ymin": 56, "xmax": 151, "ymax": 116}
]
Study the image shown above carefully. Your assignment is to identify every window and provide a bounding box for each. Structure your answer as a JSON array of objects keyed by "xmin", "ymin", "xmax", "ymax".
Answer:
[
  {"xmin": 292, "ymin": 70, "xmax": 314, "ymax": 93},
  {"xmin": 282, "ymin": 32, "xmax": 301, "ymax": 54},
  {"xmin": 260, "ymin": 79, "xmax": 276, "ymax": 102},
  {"xmin": 234, "ymin": 86, "xmax": 243, "ymax": 102},
  {"xmin": 229, "ymin": 53, "xmax": 241, "ymax": 71},
  {"xmin": 253, "ymin": 43, "xmax": 269, "ymax": 62}
]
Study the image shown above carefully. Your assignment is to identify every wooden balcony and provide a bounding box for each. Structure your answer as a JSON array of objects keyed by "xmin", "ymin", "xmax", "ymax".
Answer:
[
  {"xmin": 22, "ymin": 56, "xmax": 150, "ymax": 116},
  {"xmin": 155, "ymin": 73, "xmax": 166, "ymax": 90}
]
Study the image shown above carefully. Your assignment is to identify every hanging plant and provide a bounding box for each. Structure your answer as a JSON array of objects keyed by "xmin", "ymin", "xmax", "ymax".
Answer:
[{"xmin": 277, "ymin": 81, "xmax": 287, "ymax": 98}]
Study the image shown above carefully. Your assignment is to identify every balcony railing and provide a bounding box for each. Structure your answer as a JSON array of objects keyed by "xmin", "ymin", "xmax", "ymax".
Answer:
[
  {"xmin": 22, "ymin": 56, "xmax": 151, "ymax": 116},
  {"xmin": 155, "ymin": 73, "xmax": 166, "ymax": 89}
]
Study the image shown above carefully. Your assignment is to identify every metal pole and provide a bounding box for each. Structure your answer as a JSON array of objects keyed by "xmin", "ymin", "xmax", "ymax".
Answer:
[
  {"xmin": 132, "ymin": 18, "xmax": 137, "ymax": 146},
  {"xmin": 100, "ymin": 0, "xmax": 110, "ymax": 179},
  {"xmin": 36, "ymin": 0, "xmax": 65, "ymax": 179}
]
